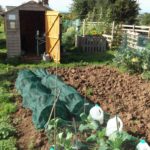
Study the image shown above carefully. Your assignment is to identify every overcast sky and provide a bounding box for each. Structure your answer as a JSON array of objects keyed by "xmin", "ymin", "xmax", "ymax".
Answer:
[{"xmin": 0, "ymin": 0, "xmax": 150, "ymax": 13}]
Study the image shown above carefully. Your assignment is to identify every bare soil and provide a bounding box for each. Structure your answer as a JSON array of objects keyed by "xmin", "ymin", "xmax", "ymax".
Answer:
[{"xmin": 13, "ymin": 65, "xmax": 150, "ymax": 149}]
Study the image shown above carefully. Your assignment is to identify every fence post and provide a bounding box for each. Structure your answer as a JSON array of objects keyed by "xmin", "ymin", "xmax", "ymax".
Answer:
[
  {"xmin": 111, "ymin": 21, "xmax": 115, "ymax": 48},
  {"xmin": 83, "ymin": 19, "xmax": 86, "ymax": 37},
  {"xmin": 148, "ymin": 28, "xmax": 150, "ymax": 38},
  {"xmin": 133, "ymin": 25, "xmax": 135, "ymax": 32},
  {"xmin": 111, "ymin": 21, "xmax": 115, "ymax": 41},
  {"xmin": 75, "ymin": 35, "xmax": 78, "ymax": 47}
]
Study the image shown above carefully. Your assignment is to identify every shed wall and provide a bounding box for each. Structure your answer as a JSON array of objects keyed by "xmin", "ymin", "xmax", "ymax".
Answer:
[
  {"xmin": 6, "ymin": 9, "xmax": 21, "ymax": 57},
  {"xmin": 5, "ymin": 2, "xmax": 48, "ymax": 58}
]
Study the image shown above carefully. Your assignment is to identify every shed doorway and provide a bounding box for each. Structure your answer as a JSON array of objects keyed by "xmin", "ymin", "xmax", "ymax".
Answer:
[{"xmin": 19, "ymin": 10, "xmax": 45, "ymax": 56}]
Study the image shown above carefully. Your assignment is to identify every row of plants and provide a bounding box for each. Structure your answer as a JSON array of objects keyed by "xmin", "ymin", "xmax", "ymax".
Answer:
[
  {"xmin": 46, "ymin": 112, "xmax": 139, "ymax": 150},
  {"xmin": 113, "ymin": 43, "xmax": 150, "ymax": 80},
  {"xmin": 0, "ymin": 64, "xmax": 17, "ymax": 149}
]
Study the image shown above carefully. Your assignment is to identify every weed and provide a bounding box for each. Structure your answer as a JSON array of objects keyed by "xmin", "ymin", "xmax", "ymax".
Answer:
[
  {"xmin": 0, "ymin": 137, "xmax": 17, "ymax": 150},
  {"xmin": 28, "ymin": 138, "xmax": 35, "ymax": 150},
  {"xmin": 0, "ymin": 122, "xmax": 16, "ymax": 139},
  {"xmin": 86, "ymin": 88, "xmax": 93, "ymax": 96},
  {"xmin": 0, "ymin": 103, "xmax": 17, "ymax": 117}
]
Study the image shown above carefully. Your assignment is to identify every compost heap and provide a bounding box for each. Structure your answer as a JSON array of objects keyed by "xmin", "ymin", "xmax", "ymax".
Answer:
[{"xmin": 15, "ymin": 69, "xmax": 93, "ymax": 129}]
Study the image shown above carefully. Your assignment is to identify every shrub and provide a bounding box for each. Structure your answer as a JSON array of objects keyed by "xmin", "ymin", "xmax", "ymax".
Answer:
[
  {"xmin": 62, "ymin": 27, "xmax": 76, "ymax": 51},
  {"xmin": 114, "ymin": 47, "xmax": 150, "ymax": 73}
]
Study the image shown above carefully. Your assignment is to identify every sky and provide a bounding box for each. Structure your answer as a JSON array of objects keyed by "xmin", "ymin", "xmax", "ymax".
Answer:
[{"xmin": 0, "ymin": 0, "xmax": 150, "ymax": 13}]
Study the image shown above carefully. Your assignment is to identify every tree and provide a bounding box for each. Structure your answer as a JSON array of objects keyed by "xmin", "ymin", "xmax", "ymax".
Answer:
[
  {"xmin": 70, "ymin": 0, "xmax": 96, "ymax": 20},
  {"xmin": 138, "ymin": 13, "xmax": 150, "ymax": 25},
  {"xmin": 0, "ymin": 5, "xmax": 4, "ymax": 25},
  {"xmin": 109, "ymin": 0, "xmax": 139, "ymax": 24},
  {"xmin": 71, "ymin": 0, "xmax": 139, "ymax": 24}
]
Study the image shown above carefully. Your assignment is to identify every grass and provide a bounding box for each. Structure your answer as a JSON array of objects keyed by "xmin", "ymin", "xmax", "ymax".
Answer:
[
  {"xmin": 0, "ymin": 22, "xmax": 17, "ymax": 149},
  {"xmin": 61, "ymin": 50, "xmax": 115, "ymax": 65},
  {"xmin": 0, "ymin": 23, "xmax": 6, "ymax": 53}
]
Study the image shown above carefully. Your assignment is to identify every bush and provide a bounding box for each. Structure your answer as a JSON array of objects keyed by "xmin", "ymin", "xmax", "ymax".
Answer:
[
  {"xmin": 62, "ymin": 27, "xmax": 76, "ymax": 51},
  {"xmin": 114, "ymin": 47, "xmax": 150, "ymax": 73}
]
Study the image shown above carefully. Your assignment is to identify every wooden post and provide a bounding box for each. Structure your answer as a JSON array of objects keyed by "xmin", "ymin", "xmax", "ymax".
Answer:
[
  {"xmin": 111, "ymin": 21, "xmax": 115, "ymax": 48},
  {"xmin": 133, "ymin": 25, "xmax": 135, "ymax": 32},
  {"xmin": 83, "ymin": 19, "xmax": 85, "ymax": 37},
  {"xmin": 75, "ymin": 35, "xmax": 78, "ymax": 47},
  {"xmin": 148, "ymin": 28, "xmax": 150, "ymax": 38},
  {"xmin": 111, "ymin": 21, "xmax": 115, "ymax": 41}
]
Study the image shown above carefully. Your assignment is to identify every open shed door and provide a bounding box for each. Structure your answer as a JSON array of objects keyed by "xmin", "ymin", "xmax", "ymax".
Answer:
[{"xmin": 45, "ymin": 11, "xmax": 60, "ymax": 63}]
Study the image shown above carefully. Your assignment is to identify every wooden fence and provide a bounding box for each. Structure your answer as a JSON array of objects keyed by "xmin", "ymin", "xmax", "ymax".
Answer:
[
  {"xmin": 76, "ymin": 35, "xmax": 107, "ymax": 53},
  {"xmin": 80, "ymin": 21, "xmax": 150, "ymax": 50},
  {"xmin": 122, "ymin": 24, "xmax": 150, "ymax": 38},
  {"xmin": 126, "ymin": 31, "xmax": 139, "ymax": 49},
  {"xmin": 81, "ymin": 21, "xmax": 115, "ymax": 48}
]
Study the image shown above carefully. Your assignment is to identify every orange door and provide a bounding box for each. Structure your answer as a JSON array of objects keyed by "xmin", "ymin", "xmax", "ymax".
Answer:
[{"xmin": 45, "ymin": 11, "xmax": 60, "ymax": 63}]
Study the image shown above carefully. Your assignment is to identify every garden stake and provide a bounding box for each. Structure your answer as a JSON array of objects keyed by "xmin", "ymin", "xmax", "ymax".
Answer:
[
  {"xmin": 54, "ymin": 56, "xmax": 59, "ymax": 148},
  {"xmin": 114, "ymin": 95, "xmax": 119, "ymax": 132},
  {"xmin": 45, "ymin": 54, "xmax": 60, "ymax": 148},
  {"xmin": 45, "ymin": 89, "xmax": 61, "ymax": 130},
  {"xmin": 84, "ymin": 87, "xmax": 89, "ymax": 113},
  {"xmin": 72, "ymin": 117, "xmax": 78, "ymax": 150}
]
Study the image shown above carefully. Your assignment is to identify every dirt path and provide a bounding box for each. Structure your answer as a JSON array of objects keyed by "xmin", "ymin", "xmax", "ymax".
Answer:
[{"xmin": 13, "ymin": 65, "xmax": 150, "ymax": 149}]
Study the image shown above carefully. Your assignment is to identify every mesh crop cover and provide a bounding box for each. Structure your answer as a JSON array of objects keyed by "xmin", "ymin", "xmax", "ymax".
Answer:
[{"xmin": 15, "ymin": 69, "xmax": 93, "ymax": 129}]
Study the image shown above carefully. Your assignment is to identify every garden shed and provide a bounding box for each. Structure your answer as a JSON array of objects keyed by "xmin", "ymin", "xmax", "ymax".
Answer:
[{"xmin": 4, "ymin": 1, "xmax": 61, "ymax": 62}]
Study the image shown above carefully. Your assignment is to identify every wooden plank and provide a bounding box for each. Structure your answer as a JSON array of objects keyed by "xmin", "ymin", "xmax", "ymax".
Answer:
[
  {"xmin": 134, "ymin": 29, "xmax": 149, "ymax": 33},
  {"xmin": 122, "ymin": 24, "xmax": 150, "ymax": 29},
  {"xmin": 77, "ymin": 36, "xmax": 107, "ymax": 53},
  {"xmin": 45, "ymin": 11, "xmax": 60, "ymax": 63}
]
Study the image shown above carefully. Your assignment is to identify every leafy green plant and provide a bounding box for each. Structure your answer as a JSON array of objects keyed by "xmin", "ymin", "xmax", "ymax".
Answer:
[
  {"xmin": 86, "ymin": 88, "xmax": 93, "ymax": 97},
  {"xmin": 86, "ymin": 134, "xmax": 97, "ymax": 143},
  {"xmin": 57, "ymin": 130, "xmax": 74, "ymax": 150},
  {"xmin": 141, "ymin": 71, "xmax": 150, "ymax": 80},
  {"xmin": 79, "ymin": 113, "xmax": 99, "ymax": 133},
  {"xmin": 0, "ymin": 122, "xmax": 16, "ymax": 139},
  {"xmin": 46, "ymin": 118, "xmax": 72, "ymax": 145},
  {"xmin": 0, "ymin": 103, "xmax": 17, "ymax": 117},
  {"xmin": 28, "ymin": 137, "xmax": 35, "ymax": 150},
  {"xmin": 0, "ymin": 81, "xmax": 12, "ymax": 89},
  {"xmin": 0, "ymin": 137, "xmax": 17, "ymax": 150},
  {"xmin": 62, "ymin": 27, "xmax": 76, "ymax": 51},
  {"xmin": 114, "ymin": 47, "xmax": 150, "ymax": 73},
  {"xmin": 108, "ymin": 132, "xmax": 137, "ymax": 150},
  {"xmin": 0, "ymin": 93, "xmax": 13, "ymax": 103},
  {"xmin": 108, "ymin": 136, "xmax": 124, "ymax": 149}
]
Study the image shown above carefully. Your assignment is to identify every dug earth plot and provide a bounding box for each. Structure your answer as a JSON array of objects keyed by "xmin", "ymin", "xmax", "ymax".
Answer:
[
  {"xmin": 48, "ymin": 66, "xmax": 150, "ymax": 142},
  {"xmin": 13, "ymin": 66, "xmax": 150, "ymax": 149}
]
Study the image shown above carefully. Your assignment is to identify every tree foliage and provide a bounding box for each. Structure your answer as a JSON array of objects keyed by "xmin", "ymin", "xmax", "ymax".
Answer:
[
  {"xmin": 71, "ymin": 0, "xmax": 139, "ymax": 24},
  {"xmin": 138, "ymin": 13, "xmax": 150, "ymax": 25},
  {"xmin": 71, "ymin": 0, "xmax": 96, "ymax": 20},
  {"xmin": 0, "ymin": 5, "xmax": 4, "ymax": 25}
]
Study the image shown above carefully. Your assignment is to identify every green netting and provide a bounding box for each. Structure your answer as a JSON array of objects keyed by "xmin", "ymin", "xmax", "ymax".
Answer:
[{"xmin": 15, "ymin": 69, "xmax": 94, "ymax": 129}]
